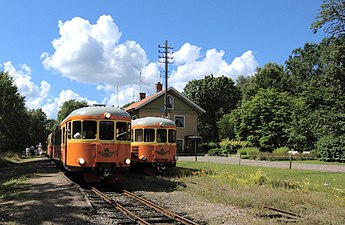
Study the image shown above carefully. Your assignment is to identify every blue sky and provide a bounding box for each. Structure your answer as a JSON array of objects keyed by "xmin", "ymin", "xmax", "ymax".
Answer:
[{"xmin": 0, "ymin": 0, "xmax": 324, "ymax": 119}]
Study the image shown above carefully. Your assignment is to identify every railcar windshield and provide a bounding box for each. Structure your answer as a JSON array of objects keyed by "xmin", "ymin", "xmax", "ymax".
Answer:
[
  {"xmin": 116, "ymin": 122, "xmax": 131, "ymax": 140},
  {"xmin": 72, "ymin": 121, "xmax": 81, "ymax": 139},
  {"xmin": 99, "ymin": 121, "xmax": 114, "ymax": 140},
  {"xmin": 144, "ymin": 129, "xmax": 155, "ymax": 142},
  {"xmin": 135, "ymin": 129, "xmax": 143, "ymax": 142},
  {"xmin": 168, "ymin": 129, "xmax": 176, "ymax": 143},
  {"xmin": 157, "ymin": 129, "xmax": 167, "ymax": 143},
  {"xmin": 83, "ymin": 121, "xmax": 97, "ymax": 139}
]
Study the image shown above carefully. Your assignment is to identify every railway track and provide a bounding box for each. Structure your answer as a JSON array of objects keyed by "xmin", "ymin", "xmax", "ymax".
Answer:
[
  {"xmin": 263, "ymin": 206, "xmax": 301, "ymax": 222},
  {"xmin": 86, "ymin": 186, "xmax": 199, "ymax": 225}
]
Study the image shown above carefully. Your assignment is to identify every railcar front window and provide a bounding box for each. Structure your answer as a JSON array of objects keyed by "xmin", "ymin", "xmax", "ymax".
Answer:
[
  {"xmin": 157, "ymin": 129, "xmax": 167, "ymax": 143},
  {"xmin": 72, "ymin": 121, "xmax": 81, "ymax": 139},
  {"xmin": 83, "ymin": 121, "xmax": 97, "ymax": 139},
  {"xmin": 135, "ymin": 129, "xmax": 143, "ymax": 142},
  {"xmin": 168, "ymin": 129, "xmax": 176, "ymax": 143},
  {"xmin": 116, "ymin": 122, "xmax": 127, "ymax": 140},
  {"xmin": 100, "ymin": 121, "xmax": 114, "ymax": 140},
  {"xmin": 144, "ymin": 129, "xmax": 155, "ymax": 142}
]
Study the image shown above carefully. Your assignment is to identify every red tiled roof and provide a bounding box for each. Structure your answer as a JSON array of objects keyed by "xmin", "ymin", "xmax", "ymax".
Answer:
[
  {"xmin": 125, "ymin": 87, "xmax": 206, "ymax": 113},
  {"xmin": 125, "ymin": 91, "xmax": 162, "ymax": 111}
]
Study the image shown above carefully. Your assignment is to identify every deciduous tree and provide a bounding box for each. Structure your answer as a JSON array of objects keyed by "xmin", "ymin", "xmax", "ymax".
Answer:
[
  {"xmin": 183, "ymin": 75, "xmax": 240, "ymax": 143},
  {"xmin": 57, "ymin": 99, "xmax": 89, "ymax": 125},
  {"xmin": 0, "ymin": 72, "xmax": 29, "ymax": 153}
]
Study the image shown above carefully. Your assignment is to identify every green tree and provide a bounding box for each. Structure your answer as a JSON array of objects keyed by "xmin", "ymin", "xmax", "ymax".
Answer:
[
  {"xmin": 0, "ymin": 72, "xmax": 29, "ymax": 153},
  {"xmin": 56, "ymin": 99, "xmax": 88, "ymax": 124},
  {"xmin": 236, "ymin": 75, "xmax": 257, "ymax": 102},
  {"xmin": 183, "ymin": 75, "xmax": 240, "ymax": 143},
  {"xmin": 236, "ymin": 63, "xmax": 290, "ymax": 103},
  {"xmin": 286, "ymin": 37, "xmax": 345, "ymax": 139},
  {"xmin": 311, "ymin": 0, "xmax": 345, "ymax": 37},
  {"xmin": 232, "ymin": 89, "xmax": 295, "ymax": 151},
  {"xmin": 218, "ymin": 114, "xmax": 235, "ymax": 140},
  {"xmin": 27, "ymin": 109, "xmax": 50, "ymax": 148},
  {"xmin": 254, "ymin": 63, "xmax": 290, "ymax": 92}
]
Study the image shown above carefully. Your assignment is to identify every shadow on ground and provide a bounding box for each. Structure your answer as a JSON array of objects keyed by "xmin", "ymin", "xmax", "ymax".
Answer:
[{"xmin": 0, "ymin": 158, "xmax": 95, "ymax": 225}]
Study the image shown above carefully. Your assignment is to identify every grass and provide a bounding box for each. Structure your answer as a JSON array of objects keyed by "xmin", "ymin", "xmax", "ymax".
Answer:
[
  {"xmin": 0, "ymin": 152, "xmax": 39, "ymax": 199},
  {"xmin": 172, "ymin": 161, "xmax": 345, "ymax": 224},
  {"xmin": 293, "ymin": 160, "xmax": 345, "ymax": 165}
]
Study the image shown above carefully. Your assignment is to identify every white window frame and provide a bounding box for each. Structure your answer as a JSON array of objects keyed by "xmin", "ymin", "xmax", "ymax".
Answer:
[{"xmin": 174, "ymin": 115, "xmax": 185, "ymax": 128}]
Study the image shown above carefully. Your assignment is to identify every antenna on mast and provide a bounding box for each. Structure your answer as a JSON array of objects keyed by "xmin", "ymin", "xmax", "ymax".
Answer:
[
  {"xmin": 116, "ymin": 82, "xmax": 119, "ymax": 108},
  {"xmin": 139, "ymin": 68, "xmax": 142, "ymax": 93}
]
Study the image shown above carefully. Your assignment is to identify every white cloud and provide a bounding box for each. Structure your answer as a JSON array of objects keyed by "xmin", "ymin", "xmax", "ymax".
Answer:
[
  {"xmin": 42, "ymin": 89, "xmax": 98, "ymax": 119},
  {"xmin": 3, "ymin": 61, "xmax": 98, "ymax": 119},
  {"xmin": 41, "ymin": 15, "xmax": 148, "ymax": 87},
  {"xmin": 174, "ymin": 43, "xmax": 201, "ymax": 65},
  {"xmin": 37, "ymin": 15, "xmax": 259, "ymax": 117},
  {"xmin": 169, "ymin": 45, "xmax": 258, "ymax": 91},
  {"xmin": 3, "ymin": 61, "xmax": 51, "ymax": 109}
]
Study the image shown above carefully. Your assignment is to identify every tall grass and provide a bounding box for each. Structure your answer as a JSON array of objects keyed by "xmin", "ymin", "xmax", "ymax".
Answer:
[{"xmin": 172, "ymin": 161, "xmax": 345, "ymax": 224}]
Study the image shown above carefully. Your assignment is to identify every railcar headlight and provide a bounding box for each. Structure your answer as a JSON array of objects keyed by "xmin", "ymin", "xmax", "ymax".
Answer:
[
  {"xmin": 104, "ymin": 112, "xmax": 111, "ymax": 119},
  {"xmin": 174, "ymin": 156, "xmax": 178, "ymax": 161},
  {"xmin": 141, "ymin": 156, "xmax": 147, "ymax": 161},
  {"xmin": 124, "ymin": 158, "xmax": 131, "ymax": 165},
  {"xmin": 78, "ymin": 158, "xmax": 85, "ymax": 165}
]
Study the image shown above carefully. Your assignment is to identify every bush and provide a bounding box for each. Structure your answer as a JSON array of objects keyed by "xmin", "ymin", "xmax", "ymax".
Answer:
[
  {"xmin": 237, "ymin": 147, "xmax": 259, "ymax": 159},
  {"xmin": 316, "ymin": 135, "xmax": 345, "ymax": 162},
  {"xmin": 219, "ymin": 139, "xmax": 248, "ymax": 156},
  {"xmin": 200, "ymin": 142, "xmax": 218, "ymax": 153},
  {"xmin": 273, "ymin": 147, "xmax": 289, "ymax": 154},
  {"xmin": 207, "ymin": 148, "xmax": 222, "ymax": 156}
]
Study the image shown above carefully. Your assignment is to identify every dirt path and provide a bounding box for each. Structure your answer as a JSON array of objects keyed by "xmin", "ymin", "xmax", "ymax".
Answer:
[
  {"xmin": 0, "ymin": 158, "xmax": 92, "ymax": 225},
  {"xmin": 178, "ymin": 155, "xmax": 345, "ymax": 173}
]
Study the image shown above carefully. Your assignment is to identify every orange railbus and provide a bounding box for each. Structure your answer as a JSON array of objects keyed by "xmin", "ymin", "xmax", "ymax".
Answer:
[
  {"xmin": 46, "ymin": 105, "xmax": 131, "ymax": 182},
  {"xmin": 131, "ymin": 117, "xmax": 177, "ymax": 174}
]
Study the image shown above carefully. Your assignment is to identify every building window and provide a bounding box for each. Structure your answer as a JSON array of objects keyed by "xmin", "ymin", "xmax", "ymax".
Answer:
[
  {"xmin": 167, "ymin": 95, "xmax": 174, "ymax": 109},
  {"xmin": 176, "ymin": 139, "xmax": 184, "ymax": 152},
  {"xmin": 174, "ymin": 115, "xmax": 185, "ymax": 128}
]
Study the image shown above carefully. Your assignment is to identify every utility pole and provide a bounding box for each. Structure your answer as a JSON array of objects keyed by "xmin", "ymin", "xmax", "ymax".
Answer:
[{"xmin": 158, "ymin": 40, "xmax": 173, "ymax": 117}]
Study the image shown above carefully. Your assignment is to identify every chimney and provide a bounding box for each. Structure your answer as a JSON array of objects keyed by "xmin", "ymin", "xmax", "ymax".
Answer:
[
  {"xmin": 139, "ymin": 92, "xmax": 146, "ymax": 100},
  {"xmin": 155, "ymin": 82, "xmax": 162, "ymax": 93}
]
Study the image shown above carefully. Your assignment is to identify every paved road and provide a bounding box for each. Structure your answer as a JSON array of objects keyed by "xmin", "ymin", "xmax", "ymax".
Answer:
[{"xmin": 178, "ymin": 155, "xmax": 345, "ymax": 173}]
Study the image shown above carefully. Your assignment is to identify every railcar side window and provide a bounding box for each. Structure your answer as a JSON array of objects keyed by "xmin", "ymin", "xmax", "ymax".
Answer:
[
  {"xmin": 116, "ymin": 122, "xmax": 127, "ymax": 140},
  {"xmin": 135, "ymin": 129, "xmax": 143, "ymax": 142},
  {"xmin": 127, "ymin": 123, "xmax": 131, "ymax": 140},
  {"xmin": 83, "ymin": 121, "xmax": 97, "ymax": 139},
  {"xmin": 67, "ymin": 122, "xmax": 71, "ymax": 139},
  {"xmin": 144, "ymin": 129, "xmax": 155, "ymax": 142},
  {"xmin": 157, "ymin": 129, "xmax": 167, "ymax": 143},
  {"xmin": 99, "ymin": 121, "xmax": 114, "ymax": 140},
  {"xmin": 168, "ymin": 129, "xmax": 176, "ymax": 143},
  {"xmin": 72, "ymin": 121, "xmax": 82, "ymax": 139}
]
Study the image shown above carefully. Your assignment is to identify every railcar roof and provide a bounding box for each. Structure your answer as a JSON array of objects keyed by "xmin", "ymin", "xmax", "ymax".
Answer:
[
  {"xmin": 64, "ymin": 106, "xmax": 131, "ymax": 120},
  {"xmin": 132, "ymin": 117, "xmax": 176, "ymax": 127}
]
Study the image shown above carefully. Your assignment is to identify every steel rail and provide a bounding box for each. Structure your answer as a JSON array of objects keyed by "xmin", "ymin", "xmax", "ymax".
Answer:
[
  {"xmin": 91, "ymin": 187, "xmax": 150, "ymax": 225},
  {"xmin": 123, "ymin": 189, "xmax": 199, "ymax": 225},
  {"xmin": 264, "ymin": 206, "xmax": 301, "ymax": 219}
]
